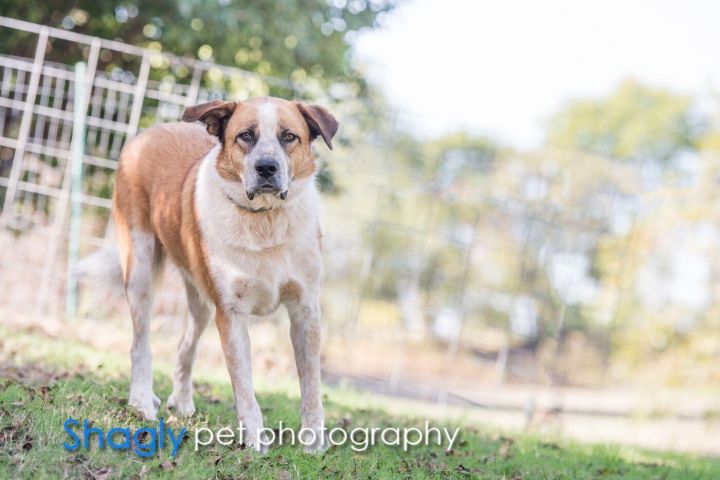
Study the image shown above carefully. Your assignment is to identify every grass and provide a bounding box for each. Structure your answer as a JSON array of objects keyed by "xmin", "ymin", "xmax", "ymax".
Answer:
[{"xmin": 1, "ymin": 325, "xmax": 719, "ymax": 479}]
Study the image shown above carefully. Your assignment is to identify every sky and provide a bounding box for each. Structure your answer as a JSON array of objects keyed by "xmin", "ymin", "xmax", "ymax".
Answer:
[{"xmin": 353, "ymin": 0, "xmax": 720, "ymax": 148}]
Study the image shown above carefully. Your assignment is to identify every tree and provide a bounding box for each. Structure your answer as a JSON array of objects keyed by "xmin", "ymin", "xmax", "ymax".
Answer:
[
  {"xmin": 1, "ymin": 0, "xmax": 395, "ymax": 88},
  {"xmin": 546, "ymin": 79, "xmax": 705, "ymax": 164}
]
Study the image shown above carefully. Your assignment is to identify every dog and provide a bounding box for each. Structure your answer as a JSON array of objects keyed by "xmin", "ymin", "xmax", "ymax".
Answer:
[{"xmin": 85, "ymin": 96, "xmax": 338, "ymax": 453}]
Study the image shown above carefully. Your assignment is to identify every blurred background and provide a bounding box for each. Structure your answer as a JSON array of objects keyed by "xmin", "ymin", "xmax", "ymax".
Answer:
[{"xmin": 1, "ymin": 0, "xmax": 719, "ymax": 454}]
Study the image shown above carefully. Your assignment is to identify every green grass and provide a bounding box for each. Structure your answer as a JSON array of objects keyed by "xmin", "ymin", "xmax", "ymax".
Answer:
[{"xmin": 1, "ymin": 326, "xmax": 719, "ymax": 479}]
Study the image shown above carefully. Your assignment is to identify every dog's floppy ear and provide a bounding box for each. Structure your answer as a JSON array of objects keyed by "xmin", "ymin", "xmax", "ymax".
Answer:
[
  {"xmin": 296, "ymin": 103, "xmax": 339, "ymax": 150},
  {"xmin": 182, "ymin": 100, "xmax": 237, "ymax": 139}
]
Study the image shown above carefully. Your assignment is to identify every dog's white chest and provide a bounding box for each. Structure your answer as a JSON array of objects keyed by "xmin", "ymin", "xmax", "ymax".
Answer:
[
  {"xmin": 208, "ymin": 247, "xmax": 289, "ymax": 316},
  {"xmin": 203, "ymin": 226, "xmax": 321, "ymax": 316},
  {"xmin": 194, "ymin": 148, "xmax": 322, "ymax": 316}
]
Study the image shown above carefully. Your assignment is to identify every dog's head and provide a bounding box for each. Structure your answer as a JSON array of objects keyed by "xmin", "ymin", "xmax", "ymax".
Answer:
[{"xmin": 182, "ymin": 96, "xmax": 338, "ymax": 204}]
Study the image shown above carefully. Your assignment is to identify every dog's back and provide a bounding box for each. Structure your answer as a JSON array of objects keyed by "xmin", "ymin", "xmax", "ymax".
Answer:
[
  {"xmin": 75, "ymin": 122, "xmax": 215, "ymax": 301},
  {"xmin": 112, "ymin": 122, "xmax": 216, "ymax": 277},
  {"xmin": 113, "ymin": 122, "xmax": 215, "ymax": 228}
]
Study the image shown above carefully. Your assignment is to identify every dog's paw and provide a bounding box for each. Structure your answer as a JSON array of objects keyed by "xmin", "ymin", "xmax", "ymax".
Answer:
[
  {"xmin": 300, "ymin": 428, "xmax": 328, "ymax": 454},
  {"xmin": 304, "ymin": 441, "xmax": 329, "ymax": 455},
  {"xmin": 253, "ymin": 440, "xmax": 270, "ymax": 455},
  {"xmin": 240, "ymin": 422, "xmax": 271, "ymax": 455},
  {"xmin": 244, "ymin": 431, "xmax": 270, "ymax": 455},
  {"xmin": 167, "ymin": 392, "xmax": 196, "ymax": 417},
  {"xmin": 129, "ymin": 393, "xmax": 159, "ymax": 421}
]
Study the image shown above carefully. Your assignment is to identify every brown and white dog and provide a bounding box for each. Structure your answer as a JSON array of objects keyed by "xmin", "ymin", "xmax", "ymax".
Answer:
[{"xmin": 94, "ymin": 97, "xmax": 337, "ymax": 453}]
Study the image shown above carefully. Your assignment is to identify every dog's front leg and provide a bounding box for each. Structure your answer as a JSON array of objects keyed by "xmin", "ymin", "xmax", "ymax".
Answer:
[
  {"xmin": 287, "ymin": 298, "xmax": 326, "ymax": 453},
  {"xmin": 215, "ymin": 310, "xmax": 268, "ymax": 453}
]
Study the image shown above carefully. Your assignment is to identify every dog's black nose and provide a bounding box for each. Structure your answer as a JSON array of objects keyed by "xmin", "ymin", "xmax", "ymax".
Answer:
[{"xmin": 255, "ymin": 159, "xmax": 278, "ymax": 178}]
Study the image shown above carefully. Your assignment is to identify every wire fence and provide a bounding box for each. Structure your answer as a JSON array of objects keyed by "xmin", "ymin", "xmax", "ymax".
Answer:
[
  {"xmin": 0, "ymin": 16, "xmax": 632, "ymax": 391},
  {"xmin": 0, "ymin": 16, "xmax": 311, "ymax": 317},
  {"xmin": 2, "ymin": 15, "xmax": 719, "ymax": 426}
]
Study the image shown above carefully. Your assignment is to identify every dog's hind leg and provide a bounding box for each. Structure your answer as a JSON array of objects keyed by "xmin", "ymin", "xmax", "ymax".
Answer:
[
  {"xmin": 121, "ymin": 228, "xmax": 164, "ymax": 420},
  {"xmin": 167, "ymin": 277, "xmax": 213, "ymax": 417}
]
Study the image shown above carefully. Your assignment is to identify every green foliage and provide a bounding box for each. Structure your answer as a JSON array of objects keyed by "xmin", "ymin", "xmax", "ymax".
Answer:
[
  {"xmin": 353, "ymin": 132, "xmax": 496, "ymax": 301},
  {"xmin": 2, "ymin": 0, "xmax": 395, "ymax": 87},
  {"xmin": 699, "ymin": 94, "xmax": 720, "ymax": 152},
  {"xmin": 546, "ymin": 79, "xmax": 704, "ymax": 163},
  {"xmin": 425, "ymin": 131, "xmax": 496, "ymax": 172}
]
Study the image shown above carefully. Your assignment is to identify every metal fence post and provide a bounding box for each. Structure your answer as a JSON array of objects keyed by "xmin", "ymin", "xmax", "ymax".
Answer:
[
  {"xmin": 65, "ymin": 62, "xmax": 88, "ymax": 319},
  {"xmin": 126, "ymin": 51, "xmax": 150, "ymax": 138},
  {"xmin": 36, "ymin": 38, "xmax": 100, "ymax": 316},
  {"xmin": 0, "ymin": 26, "xmax": 48, "ymax": 228}
]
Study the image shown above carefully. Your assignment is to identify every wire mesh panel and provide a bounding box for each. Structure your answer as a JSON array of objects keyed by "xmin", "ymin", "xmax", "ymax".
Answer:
[{"xmin": 0, "ymin": 16, "xmax": 311, "ymax": 316}]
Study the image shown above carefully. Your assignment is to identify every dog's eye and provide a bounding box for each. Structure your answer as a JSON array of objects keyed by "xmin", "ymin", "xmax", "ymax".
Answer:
[
  {"xmin": 281, "ymin": 132, "xmax": 297, "ymax": 143},
  {"xmin": 238, "ymin": 131, "xmax": 254, "ymax": 143}
]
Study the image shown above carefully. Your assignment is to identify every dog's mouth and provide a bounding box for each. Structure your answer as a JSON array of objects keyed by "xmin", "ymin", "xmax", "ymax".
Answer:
[{"xmin": 246, "ymin": 184, "xmax": 288, "ymax": 201}]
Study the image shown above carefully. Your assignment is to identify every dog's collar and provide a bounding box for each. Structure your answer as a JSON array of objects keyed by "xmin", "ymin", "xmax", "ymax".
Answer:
[{"xmin": 226, "ymin": 194, "xmax": 274, "ymax": 213}]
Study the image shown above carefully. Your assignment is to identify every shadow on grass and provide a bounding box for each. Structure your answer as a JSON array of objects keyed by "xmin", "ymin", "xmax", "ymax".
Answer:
[{"xmin": 0, "ymin": 360, "xmax": 718, "ymax": 479}]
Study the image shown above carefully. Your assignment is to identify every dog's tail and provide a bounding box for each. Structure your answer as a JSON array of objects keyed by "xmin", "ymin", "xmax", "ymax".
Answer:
[{"xmin": 74, "ymin": 245, "xmax": 126, "ymax": 304}]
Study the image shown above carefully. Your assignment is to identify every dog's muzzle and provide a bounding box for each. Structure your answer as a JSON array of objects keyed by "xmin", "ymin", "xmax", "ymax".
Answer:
[{"xmin": 245, "ymin": 158, "xmax": 288, "ymax": 200}]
